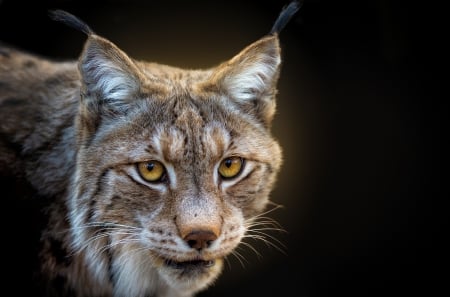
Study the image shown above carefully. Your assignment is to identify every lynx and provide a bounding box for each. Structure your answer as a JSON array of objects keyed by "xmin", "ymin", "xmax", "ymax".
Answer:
[{"xmin": 0, "ymin": 2, "xmax": 300, "ymax": 296}]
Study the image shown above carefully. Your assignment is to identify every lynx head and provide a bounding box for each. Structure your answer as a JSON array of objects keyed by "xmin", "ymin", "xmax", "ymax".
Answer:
[{"xmin": 54, "ymin": 2, "xmax": 300, "ymax": 296}]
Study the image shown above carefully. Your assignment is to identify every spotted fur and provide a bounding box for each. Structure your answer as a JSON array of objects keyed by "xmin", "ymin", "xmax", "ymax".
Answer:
[{"xmin": 0, "ymin": 3, "xmax": 299, "ymax": 296}]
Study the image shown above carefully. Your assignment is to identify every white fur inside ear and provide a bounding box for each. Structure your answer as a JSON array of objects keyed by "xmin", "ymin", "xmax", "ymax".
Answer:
[
  {"xmin": 224, "ymin": 54, "xmax": 280, "ymax": 101},
  {"xmin": 82, "ymin": 58, "xmax": 138, "ymax": 107}
]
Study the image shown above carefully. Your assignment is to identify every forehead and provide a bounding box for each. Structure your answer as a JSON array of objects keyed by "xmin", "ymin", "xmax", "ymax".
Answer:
[
  {"xmin": 145, "ymin": 97, "xmax": 233, "ymax": 162},
  {"xmin": 139, "ymin": 61, "xmax": 212, "ymax": 91},
  {"xmin": 137, "ymin": 63, "xmax": 245, "ymax": 133}
]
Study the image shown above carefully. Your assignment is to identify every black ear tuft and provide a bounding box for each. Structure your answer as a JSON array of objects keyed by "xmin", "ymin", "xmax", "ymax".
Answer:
[
  {"xmin": 49, "ymin": 9, "xmax": 94, "ymax": 36},
  {"xmin": 270, "ymin": 0, "xmax": 302, "ymax": 35}
]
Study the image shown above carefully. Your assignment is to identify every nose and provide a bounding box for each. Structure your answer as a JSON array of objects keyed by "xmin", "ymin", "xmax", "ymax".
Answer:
[{"xmin": 184, "ymin": 230, "xmax": 218, "ymax": 251}]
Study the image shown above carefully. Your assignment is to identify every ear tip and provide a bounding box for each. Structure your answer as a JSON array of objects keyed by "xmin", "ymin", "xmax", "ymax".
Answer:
[
  {"xmin": 270, "ymin": 0, "xmax": 302, "ymax": 35},
  {"xmin": 258, "ymin": 35, "xmax": 282, "ymax": 55},
  {"xmin": 49, "ymin": 9, "xmax": 94, "ymax": 36}
]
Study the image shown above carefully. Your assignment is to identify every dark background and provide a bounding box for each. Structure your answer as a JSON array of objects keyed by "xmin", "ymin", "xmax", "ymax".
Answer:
[{"xmin": 0, "ymin": 0, "xmax": 444, "ymax": 296}]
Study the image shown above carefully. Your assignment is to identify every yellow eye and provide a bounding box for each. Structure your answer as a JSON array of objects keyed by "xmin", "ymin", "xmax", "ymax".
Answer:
[
  {"xmin": 137, "ymin": 160, "xmax": 165, "ymax": 182},
  {"xmin": 218, "ymin": 157, "xmax": 244, "ymax": 179}
]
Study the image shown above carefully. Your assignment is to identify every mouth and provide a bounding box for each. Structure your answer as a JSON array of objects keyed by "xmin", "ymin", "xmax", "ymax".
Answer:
[{"xmin": 164, "ymin": 258, "xmax": 216, "ymax": 270}]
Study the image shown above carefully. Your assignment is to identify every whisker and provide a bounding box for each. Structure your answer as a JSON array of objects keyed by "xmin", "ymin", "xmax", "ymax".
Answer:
[
  {"xmin": 98, "ymin": 236, "xmax": 141, "ymax": 255},
  {"xmin": 60, "ymin": 221, "xmax": 140, "ymax": 236},
  {"xmin": 224, "ymin": 256, "xmax": 233, "ymax": 270},
  {"xmin": 246, "ymin": 229, "xmax": 286, "ymax": 245},
  {"xmin": 82, "ymin": 222, "xmax": 141, "ymax": 230},
  {"xmin": 114, "ymin": 244, "xmax": 150, "ymax": 264},
  {"xmin": 240, "ymin": 203, "xmax": 288, "ymax": 259},
  {"xmin": 243, "ymin": 233, "xmax": 287, "ymax": 255},
  {"xmin": 245, "ymin": 217, "xmax": 285, "ymax": 230},
  {"xmin": 251, "ymin": 204, "xmax": 284, "ymax": 219},
  {"xmin": 69, "ymin": 224, "xmax": 142, "ymax": 258},
  {"xmin": 229, "ymin": 247, "xmax": 248, "ymax": 269},
  {"xmin": 247, "ymin": 227, "xmax": 287, "ymax": 234},
  {"xmin": 238, "ymin": 240, "xmax": 262, "ymax": 259},
  {"xmin": 68, "ymin": 232, "xmax": 110, "ymax": 256},
  {"xmin": 246, "ymin": 228, "xmax": 286, "ymax": 245}
]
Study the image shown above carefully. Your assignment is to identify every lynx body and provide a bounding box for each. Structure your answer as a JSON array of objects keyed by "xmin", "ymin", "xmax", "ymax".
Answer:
[{"xmin": 0, "ymin": 2, "xmax": 299, "ymax": 296}]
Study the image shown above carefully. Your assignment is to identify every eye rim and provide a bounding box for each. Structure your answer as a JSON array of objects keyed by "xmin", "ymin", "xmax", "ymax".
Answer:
[
  {"xmin": 218, "ymin": 156, "xmax": 245, "ymax": 179},
  {"xmin": 136, "ymin": 160, "xmax": 166, "ymax": 183}
]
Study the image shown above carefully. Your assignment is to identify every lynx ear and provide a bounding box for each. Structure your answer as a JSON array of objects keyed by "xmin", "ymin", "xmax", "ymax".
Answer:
[
  {"xmin": 79, "ymin": 35, "xmax": 143, "ymax": 111},
  {"xmin": 49, "ymin": 9, "xmax": 143, "ymax": 111},
  {"xmin": 202, "ymin": 1, "xmax": 301, "ymax": 126},
  {"xmin": 221, "ymin": 35, "xmax": 281, "ymax": 101},
  {"xmin": 206, "ymin": 35, "xmax": 281, "ymax": 126}
]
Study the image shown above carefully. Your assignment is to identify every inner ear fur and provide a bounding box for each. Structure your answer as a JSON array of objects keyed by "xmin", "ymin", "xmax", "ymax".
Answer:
[{"xmin": 202, "ymin": 35, "xmax": 282, "ymax": 127}]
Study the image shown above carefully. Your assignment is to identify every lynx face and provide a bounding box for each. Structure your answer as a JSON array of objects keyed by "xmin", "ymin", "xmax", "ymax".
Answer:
[{"xmin": 69, "ymin": 30, "xmax": 283, "ymax": 295}]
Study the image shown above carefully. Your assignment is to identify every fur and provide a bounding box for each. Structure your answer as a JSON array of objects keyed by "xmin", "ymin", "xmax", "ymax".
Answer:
[{"xmin": 0, "ymin": 2, "xmax": 299, "ymax": 296}]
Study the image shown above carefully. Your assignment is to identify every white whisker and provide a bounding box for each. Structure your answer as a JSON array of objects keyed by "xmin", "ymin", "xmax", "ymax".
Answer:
[
  {"xmin": 69, "ymin": 221, "xmax": 143, "ymax": 259},
  {"xmin": 246, "ymin": 230, "xmax": 286, "ymax": 247},
  {"xmin": 224, "ymin": 256, "xmax": 233, "ymax": 270},
  {"xmin": 238, "ymin": 240, "xmax": 263, "ymax": 259},
  {"xmin": 229, "ymin": 247, "xmax": 247, "ymax": 269},
  {"xmin": 243, "ymin": 233, "xmax": 287, "ymax": 255},
  {"xmin": 239, "ymin": 205, "xmax": 288, "ymax": 259}
]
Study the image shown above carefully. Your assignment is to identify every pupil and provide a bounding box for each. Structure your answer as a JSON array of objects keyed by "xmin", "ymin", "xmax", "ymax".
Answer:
[
  {"xmin": 225, "ymin": 159, "xmax": 232, "ymax": 168},
  {"xmin": 146, "ymin": 163, "xmax": 155, "ymax": 171}
]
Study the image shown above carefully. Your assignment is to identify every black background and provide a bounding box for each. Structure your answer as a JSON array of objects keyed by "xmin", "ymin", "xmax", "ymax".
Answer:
[{"xmin": 0, "ymin": 0, "xmax": 444, "ymax": 296}]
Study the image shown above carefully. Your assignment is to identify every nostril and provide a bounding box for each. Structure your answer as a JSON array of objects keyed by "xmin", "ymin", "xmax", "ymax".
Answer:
[
  {"xmin": 187, "ymin": 240, "xmax": 197, "ymax": 248},
  {"xmin": 184, "ymin": 230, "xmax": 217, "ymax": 251}
]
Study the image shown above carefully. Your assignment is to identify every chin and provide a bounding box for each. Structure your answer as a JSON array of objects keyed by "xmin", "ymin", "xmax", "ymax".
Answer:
[{"xmin": 159, "ymin": 258, "xmax": 224, "ymax": 294}]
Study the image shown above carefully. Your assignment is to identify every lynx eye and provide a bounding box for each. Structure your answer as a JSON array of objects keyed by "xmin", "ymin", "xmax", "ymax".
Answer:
[
  {"xmin": 137, "ymin": 161, "xmax": 165, "ymax": 182},
  {"xmin": 218, "ymin": 157, "xmax": 244, "ymax": 179}
]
